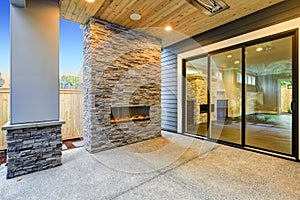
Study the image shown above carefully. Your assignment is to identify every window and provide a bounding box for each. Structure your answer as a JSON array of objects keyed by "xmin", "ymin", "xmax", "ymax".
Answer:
[
  {"xmin": 237, "ymin": 72, "xmax": 242, "ymax": 83},
  {"xmin": 237, "ymin": 73, "xmax": 256, "ymax": 85},
  {"xmin": 251, "ymin": 76, "xmax": 256, "ymax": 85}
]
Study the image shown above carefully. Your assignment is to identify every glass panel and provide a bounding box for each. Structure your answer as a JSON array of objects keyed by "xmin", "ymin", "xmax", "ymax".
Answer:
[
  {"xmin": 186, "ymin": 57, "xmax": 208, "ymax": 136},
  {"xmin": 245, "ymin": 36, "xmax": 293, "ymax": 154},
  {"xmin": 210, "ymin": 49, "xmax": 242, "ymax": 144}
]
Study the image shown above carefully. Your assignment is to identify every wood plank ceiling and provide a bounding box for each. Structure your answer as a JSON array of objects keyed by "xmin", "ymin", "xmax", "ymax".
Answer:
[{"xmin": 60, "ymin": 0, "xmax": 284, "ymax": 46}]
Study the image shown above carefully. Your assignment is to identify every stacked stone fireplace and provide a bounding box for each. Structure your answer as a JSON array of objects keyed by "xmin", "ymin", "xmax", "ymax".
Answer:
[{"xmin": 83, "ymin": 18, "xmax": 161, "ymax": 152}]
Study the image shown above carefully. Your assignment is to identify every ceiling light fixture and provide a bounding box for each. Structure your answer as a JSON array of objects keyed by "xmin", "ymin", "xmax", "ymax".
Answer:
[
  {"xmin": 234, "ymin": 61, "xmax": 240, "ymax": 64},
  {"xmin": 165, "ymin": 25, "xmax": 173, "ymax": 31},
  {"xmin": 130, "ymin": 13, "xmax": 142, "ymax": 21},
  {"xmin": 186, "ymin": 0, "xmax": 230, "ymax": 16},
  {"xmin": 256, "ymin": 47, "xmax": 263, "ymax": 52},
  {"xmin": 85, "ymin": 0, "xmax": 95, "ymax": 3},
  {"xmin": 227, "ymin": 55, "xmax": 232, "ymax": 58}
]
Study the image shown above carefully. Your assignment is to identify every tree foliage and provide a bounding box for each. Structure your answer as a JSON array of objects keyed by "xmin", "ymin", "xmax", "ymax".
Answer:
[
  {"xmin": 280, "ymin": 80, "xmax": 292, "ymax": 86},
  {"xmin": 0, "ymin": 72, "xmax": 5, "ymax": 88},
  {"xmin": 60, "ymin": 75, "xmax": 82, "ymax": 89}
]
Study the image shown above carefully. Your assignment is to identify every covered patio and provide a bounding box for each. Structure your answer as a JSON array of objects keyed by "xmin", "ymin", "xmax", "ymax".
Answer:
[{"xmin": 1, "ymin": 0, "xmax": 300, "ymax": 198}]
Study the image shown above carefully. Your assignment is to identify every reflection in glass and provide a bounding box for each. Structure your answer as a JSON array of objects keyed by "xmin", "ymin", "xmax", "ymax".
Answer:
[
  {"xmin": 245, "ymin": 36, "xmax": 293, "ymax": 154},
  {"xmin": 185, "ymin": 57, "xmax": 208, "ymax": 136},
  {"xmin": 210, "ymin": 49, "xmax": 242, "ymax": 144}
]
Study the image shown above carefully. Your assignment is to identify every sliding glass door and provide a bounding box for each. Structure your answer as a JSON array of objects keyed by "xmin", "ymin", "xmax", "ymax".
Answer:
[
  {"xmin": 184, "ymin": 30, "xmax": 298, "ymax": 157},
  {"xmin": 245, "ymin": 35, "xmax": 295, "ymax": 155},
  {"xmin": 210, "ymin": 49, "xmax": 242, "ymax": 144},
  {"xmin": 185, "ymin": 56, "xmax": 209, "ymax": 137}
]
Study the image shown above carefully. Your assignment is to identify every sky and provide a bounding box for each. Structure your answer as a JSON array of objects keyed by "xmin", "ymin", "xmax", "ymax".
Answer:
[{"xmin": 0, "ymin": 0, "xmax": 83, "ymax": 87}]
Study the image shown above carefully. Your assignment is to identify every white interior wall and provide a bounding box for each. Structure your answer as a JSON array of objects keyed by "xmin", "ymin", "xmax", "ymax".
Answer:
[
  {"xmin": 10, "ymin": 0, "xmax": 59, "ymax": 124},
  {"xmin": 178, "ymin": 17, "xmax": 300, "ymax": 159}
]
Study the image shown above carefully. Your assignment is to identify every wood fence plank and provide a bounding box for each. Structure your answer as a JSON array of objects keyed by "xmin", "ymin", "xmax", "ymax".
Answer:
[{"xmin": 0, "ymin": 89, "xmax": 83, "ymax": 149}]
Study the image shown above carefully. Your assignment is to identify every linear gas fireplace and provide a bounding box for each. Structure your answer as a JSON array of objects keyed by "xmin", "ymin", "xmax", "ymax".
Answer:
[{"xmin": 110, "ymin": 106, "xmax": 150, "ymax": 123}]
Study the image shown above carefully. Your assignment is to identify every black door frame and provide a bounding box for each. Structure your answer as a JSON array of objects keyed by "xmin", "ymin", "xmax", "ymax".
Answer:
[{"xmin": 182, "ymin": 29, "xmax": 299, "ymax": 161}]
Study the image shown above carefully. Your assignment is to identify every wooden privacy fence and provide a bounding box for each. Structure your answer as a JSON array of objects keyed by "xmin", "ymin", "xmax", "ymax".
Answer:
[
  {"xmin": 0, "ymin": 89, "xmax": 83, "ymax": 150},
  {"xmin": 60, "ymin": 90, "xmax": 84, "ymax": 140},
  {"xmin": 0, "ymin": 88, "xmax": 9, "ymax": 150}
]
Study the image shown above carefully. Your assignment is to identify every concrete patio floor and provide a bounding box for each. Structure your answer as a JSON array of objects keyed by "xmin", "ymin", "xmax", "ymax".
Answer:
[{"xmin": 0, "ymin": 131, "xmax": 299, "ymax": 200}]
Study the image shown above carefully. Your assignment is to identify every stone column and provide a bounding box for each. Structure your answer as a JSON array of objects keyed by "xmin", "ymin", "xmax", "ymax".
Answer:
[{"xmin": 2, "ymin": 0, "xmax": 63, "ymax": 179}]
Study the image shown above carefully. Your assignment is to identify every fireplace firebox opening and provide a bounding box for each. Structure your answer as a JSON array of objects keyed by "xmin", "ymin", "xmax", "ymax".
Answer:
[{"xmin": 110, "ymin": 106, "xmax": 150, "ymax": 123}]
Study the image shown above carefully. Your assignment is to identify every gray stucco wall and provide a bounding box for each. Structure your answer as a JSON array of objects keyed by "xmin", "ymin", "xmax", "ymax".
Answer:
[{"xmin": 10, "ymin": 0, "xmax": 59, "ymax": 124}]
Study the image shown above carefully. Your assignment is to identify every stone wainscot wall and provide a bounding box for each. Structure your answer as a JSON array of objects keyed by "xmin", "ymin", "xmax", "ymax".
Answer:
[
  {"xmin": 5, "ymin": 124, "xmax": 62, "ymax": 179},
  {"xmin": 83, "ymin": 18, "xmax": 162, "ymax": 152}
]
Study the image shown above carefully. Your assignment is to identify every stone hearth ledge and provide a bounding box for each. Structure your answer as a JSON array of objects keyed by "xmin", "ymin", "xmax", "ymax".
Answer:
[{"xmin": 2, "ymin": 120, "xmax": 65, "ymax": 131}]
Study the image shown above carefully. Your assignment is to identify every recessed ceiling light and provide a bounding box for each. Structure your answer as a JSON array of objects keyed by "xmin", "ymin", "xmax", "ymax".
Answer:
[
  {"xmin": 234, "ymin": 61, "xmax": 240, "ymax": 64},
  {"xmin": 130, "ymin": 13, "xmax": 142, "ymax": 21},
  {"xmin": 165, "ymin": 25, "xmax": 172, "ymax": 31},
  {"xmin": 256, "ymin": 47, "xmax": 263, "ymax": 52},
  {"xmin": 227, "ymin": 55, "xmax": 232, "ymax": 58},
  {"xmin": 86, "ymin": 0, "xmax": 95, "ymax": 2}
]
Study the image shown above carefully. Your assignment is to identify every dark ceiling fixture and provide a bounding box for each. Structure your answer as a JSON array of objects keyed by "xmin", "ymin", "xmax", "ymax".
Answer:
[{"xmin": 186, "ymin": 0, "xmax": 230, "ymax": 16}]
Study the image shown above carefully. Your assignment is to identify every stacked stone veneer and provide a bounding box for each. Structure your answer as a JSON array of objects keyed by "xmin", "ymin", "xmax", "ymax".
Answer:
[
  {"xmin": 187, "ymin": 74, "xmax": 208, "ymax": 124},
  {"xmin": 6, "ymin": 125, "xmax": 62, "ymax": 178},
  {"xmin": 187, "ymin": 74, "xmax": 219, "ymax": 124},
  {"xmin": 83, "ymin": 18, "xmax": 161, "ymax": 152}
]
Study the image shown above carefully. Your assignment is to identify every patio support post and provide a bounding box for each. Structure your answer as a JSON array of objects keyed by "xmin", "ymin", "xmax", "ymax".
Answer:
[{"xmin": 1, "ymin": 0, "xmax": 64, "ymax": 179}]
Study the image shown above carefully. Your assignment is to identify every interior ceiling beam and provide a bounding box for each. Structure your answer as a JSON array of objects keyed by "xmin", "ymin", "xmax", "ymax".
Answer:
[{"xmin": 10, "ymin": 0, "xmax": 26, "ymax": 8}]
